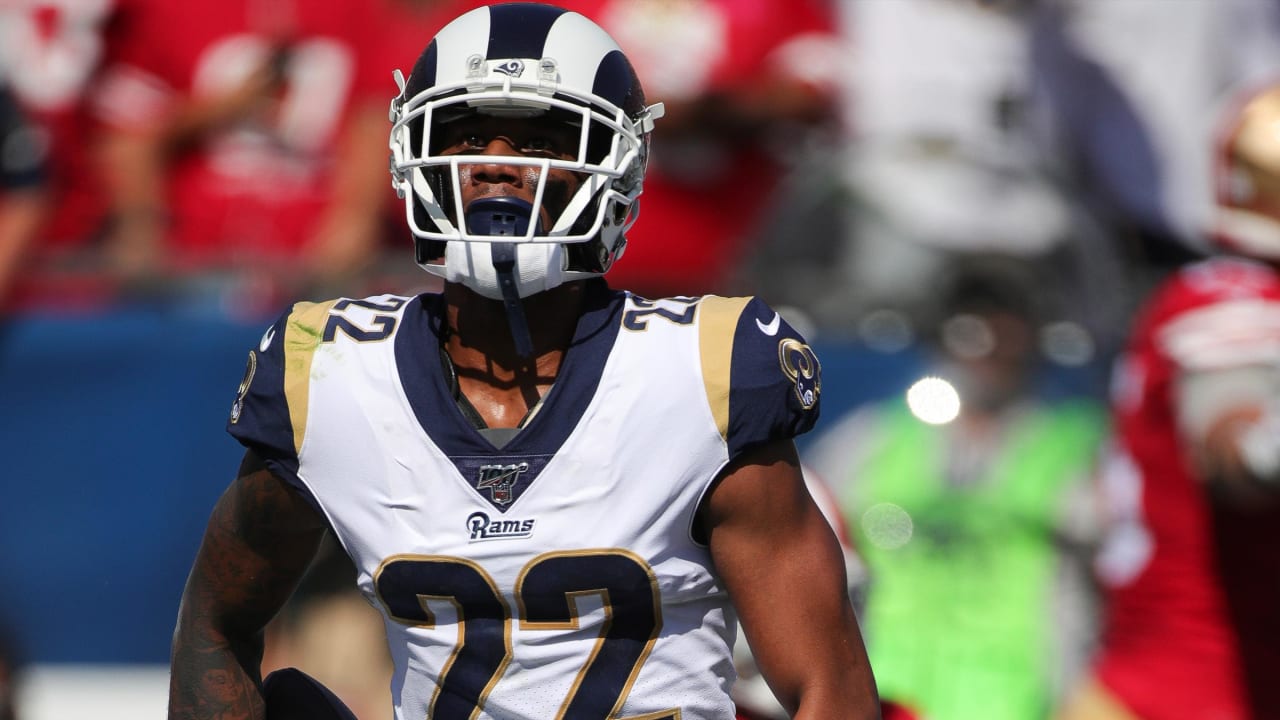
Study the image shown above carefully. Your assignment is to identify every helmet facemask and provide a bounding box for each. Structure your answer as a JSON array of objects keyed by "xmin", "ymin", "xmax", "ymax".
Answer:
[
  {"xmin": 385, "ymin": 4, "xmax": 662, "ymax": 359},
  {"xmin": 389, "ymin": 51, "xmax": 662, "ymax": 285}
]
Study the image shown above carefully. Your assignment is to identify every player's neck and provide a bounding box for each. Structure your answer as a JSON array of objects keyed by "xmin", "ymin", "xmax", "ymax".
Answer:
[{"xmin": 442, "ymin": 281, "xmax": 584, "ymax": 385}]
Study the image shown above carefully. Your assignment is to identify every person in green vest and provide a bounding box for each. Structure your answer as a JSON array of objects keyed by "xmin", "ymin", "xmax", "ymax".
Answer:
[{"xmin": 807, "ymin": 253, "xmax": 1106, "ymax": 720}]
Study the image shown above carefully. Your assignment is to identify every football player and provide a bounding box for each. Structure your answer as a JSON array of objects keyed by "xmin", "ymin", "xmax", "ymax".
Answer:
[
  {"xmin": 166, "ymin": 3, "xmax": 879, "ymax": 719},
  {"xmin": 1057, "ymin": 81, "xmax": 1280, "ymax": 720},
  {"xmin": 91, "ymin": 0, "xmax": 394, "ymax": 296}
]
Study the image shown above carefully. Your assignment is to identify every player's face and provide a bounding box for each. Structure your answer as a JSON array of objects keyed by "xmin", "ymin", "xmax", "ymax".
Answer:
[{"xmin": 435, "ymin": 114, "xmax": 586, "ymax": 229}]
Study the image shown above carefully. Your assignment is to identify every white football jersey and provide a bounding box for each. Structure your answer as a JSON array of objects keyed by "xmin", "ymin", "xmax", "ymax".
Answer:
[{"xmin": 228, "ymin": 282, "xmax": 822, "ymax": 720}]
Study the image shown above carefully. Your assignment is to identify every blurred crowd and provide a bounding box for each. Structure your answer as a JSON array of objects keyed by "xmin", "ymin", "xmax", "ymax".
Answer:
[
  {"xmin": 2, "ymin": 0, "xmax": 1276, "ymax": 329},
  {"xmin": 4, "ymin": 0, "xmax": 1280, "ymax": 719}
]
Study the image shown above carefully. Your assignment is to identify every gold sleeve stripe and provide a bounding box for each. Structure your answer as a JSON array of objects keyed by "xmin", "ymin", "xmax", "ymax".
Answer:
[
  {"xmin": 698, "ymin": 295, "xmax": 752, "ymax": 441},
  {"xmin": 284, "ymin": 300, "xmax": 338, "ymax": 455}
]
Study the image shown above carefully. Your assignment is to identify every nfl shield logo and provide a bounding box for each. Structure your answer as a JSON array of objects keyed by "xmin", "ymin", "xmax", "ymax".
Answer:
[{"xmin": 476, "ymin": 463, "xmax": 529, "ymax": 506}]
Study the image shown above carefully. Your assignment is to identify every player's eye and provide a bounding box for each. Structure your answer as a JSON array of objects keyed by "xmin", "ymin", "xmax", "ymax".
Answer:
[
  {"xmin": 523, "ymin": 134, "xmax": 578, "ymax": 160},
  {"xmin": 433, "ymin": 130, "xmax": 487, "ymax": 155},
  {"xmin": 523, "ymin": 136, "xmax": 555, "ymax": 153}
]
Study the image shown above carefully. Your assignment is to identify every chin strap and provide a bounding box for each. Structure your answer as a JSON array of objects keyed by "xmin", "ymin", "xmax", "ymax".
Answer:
[
  {"xmin": 490, "ymin": 242, "xmax": 535, "ymax": 358},
  {"xmin": 466, "ymin": 198, "xmax": 541, "ymax": 358}
]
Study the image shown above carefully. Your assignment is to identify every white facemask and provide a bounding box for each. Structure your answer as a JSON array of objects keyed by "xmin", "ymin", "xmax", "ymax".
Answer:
[{"xmin": 443, "ymin": 241, "xmax": 568, "ymax": 300}]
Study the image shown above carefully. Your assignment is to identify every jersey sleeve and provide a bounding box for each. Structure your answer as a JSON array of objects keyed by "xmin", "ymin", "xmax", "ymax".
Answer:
[
  {"xmin": 699, "ymin": 296, "xmax": 822, "ymax": 459},
  {"xmin": 225, "ymin": 301, "xmax": 335, "ymax": 490}
]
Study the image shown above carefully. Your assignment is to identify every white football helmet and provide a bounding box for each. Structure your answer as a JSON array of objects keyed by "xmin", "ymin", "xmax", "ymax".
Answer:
[
  {"xmin": 388, "ymin": 2, "xmax": 664, "ymax": 298},
  {"xmin": 1214, "ymin": 81, "xmax": 1280, "ymax": 261}
]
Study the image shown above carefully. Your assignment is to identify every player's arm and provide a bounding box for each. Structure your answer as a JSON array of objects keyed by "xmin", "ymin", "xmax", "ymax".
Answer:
[
  {"xmin": 168, "ymin": 449, "xmax": 327, "ymax": 720},
  {"xmin": 702, "ymin": 438, "xmax": 880, "ymax": 719}
]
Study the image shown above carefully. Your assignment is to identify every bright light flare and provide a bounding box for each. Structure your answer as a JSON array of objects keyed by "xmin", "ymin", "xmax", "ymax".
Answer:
[{"xmin": 906, "ymin": 376, "xmax": 961, "ymax": 425}]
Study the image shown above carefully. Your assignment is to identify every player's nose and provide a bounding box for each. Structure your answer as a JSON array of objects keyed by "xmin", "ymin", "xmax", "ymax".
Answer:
[{"xmin": 469, "ymin": 136, "xmax": 526, "ymax": 185}]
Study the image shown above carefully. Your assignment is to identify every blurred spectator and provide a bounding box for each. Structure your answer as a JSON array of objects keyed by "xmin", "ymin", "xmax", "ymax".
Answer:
[
  {"xmin": 821, "ymin": 0, "xmax": 1080, "ymax": 321},
  {"xmin": 800, "ymin": 0, "xmax": 1280, "ymax": 340},
  {"xmin": 552, "ymin": 0, "xmax": 842, "ymax": 299},
  {"xmin": 1058, "ymin": 80, "xmax": 1280, "ymax": 720},
  {"xmin": 91, "ymin": 0, "xmax": 398, "ymax": 315},
  {"xmin": 1034, "ymin": 0, "xmax": 1280, "ymax": 257},
  {"xmin": 808, "ymin": 253, "xmax": 1106, "ymax": 720},
  {"xmin": 742, "ymin": 0, "xmax": 1131, "ymax": 356},
  {"xmin": 0, "ymin": 0, "xmax": 129, "ymax": 310},
  {"xmin": 0, "ymin": 83, "xmax": 48, "ymax": 308}
]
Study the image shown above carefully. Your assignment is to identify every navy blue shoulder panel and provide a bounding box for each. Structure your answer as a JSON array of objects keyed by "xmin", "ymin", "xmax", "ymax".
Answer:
[{"xmin": 726, "ymin": 298, "xmax": 822, "ymax": 457}]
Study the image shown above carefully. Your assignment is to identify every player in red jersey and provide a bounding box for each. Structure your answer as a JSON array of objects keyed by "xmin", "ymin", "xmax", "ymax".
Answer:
[
  {"xmin": 91, "ymin": 0, "xmax": 395, "ymax": 303},
  {"xmin": 0, "ymin": 0, "xmax": 134, "ymax": 309},
  {"xmin": 1057, "ymin": 82, "xmax": 1280, "ymax": 720},
  {"xmin": 1, "ymin": 1, "xmax": 125, "ymax": 249}
]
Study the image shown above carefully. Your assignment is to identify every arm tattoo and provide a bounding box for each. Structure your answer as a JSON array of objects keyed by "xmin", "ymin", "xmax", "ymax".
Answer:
[
  {"xmin": 168, "ymin": 452, "xmax": 326, "ymax": 720},
  {"xmin": 167, "ymin": 644, "xmax": 264, "ymax": 720}
]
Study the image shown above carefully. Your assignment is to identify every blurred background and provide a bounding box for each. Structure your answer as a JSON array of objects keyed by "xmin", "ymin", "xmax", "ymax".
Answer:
[{"xmin": 1, "ymin": 0, "xmax": 1278, "ymax": 718}]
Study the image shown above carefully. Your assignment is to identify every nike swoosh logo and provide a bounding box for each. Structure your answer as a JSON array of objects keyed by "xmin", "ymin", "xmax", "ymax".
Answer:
[
  {"xmin": 756, "ymin": 312, "xmax": 781, "ymax": 336},
  {"xmin": 259, "ymin": 326, "xmax": 277, "ymax": 352}
]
